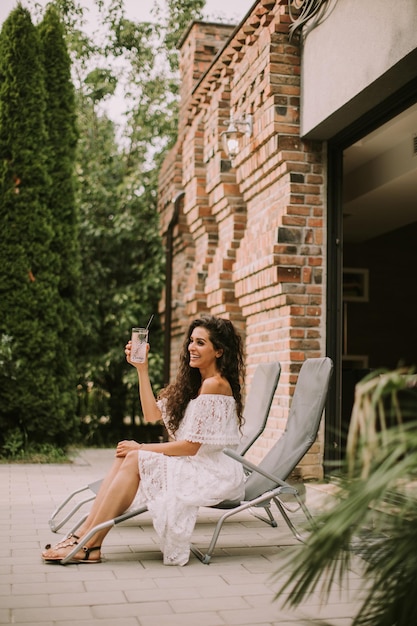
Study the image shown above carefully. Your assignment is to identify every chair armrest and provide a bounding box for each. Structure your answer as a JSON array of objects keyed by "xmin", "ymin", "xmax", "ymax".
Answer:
[{"xmin": 223, "ymin": 448, "xmax": 291, "ymax": 490}]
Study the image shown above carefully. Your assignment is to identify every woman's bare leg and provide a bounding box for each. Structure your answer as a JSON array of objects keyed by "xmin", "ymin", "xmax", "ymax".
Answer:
[
  {"xmin": 45, "ymin": 455, "xmax": 125, "ymax": 550},
  {"xmin": 83, "ymin": 450, "xmax": 140, "ymax": 545},
  {"xmin": 72, "ymin": 455, "xmax": 125, "ymax": 537},
  {"xmin": 42, "ymin": 451, "xmax": 140, "ymax": 560}
]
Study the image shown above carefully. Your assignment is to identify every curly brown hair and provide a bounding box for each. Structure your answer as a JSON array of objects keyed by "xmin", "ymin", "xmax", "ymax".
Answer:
[{"xmin": 159, "ymin": 315, "xmax": 245, "ymax": 434}]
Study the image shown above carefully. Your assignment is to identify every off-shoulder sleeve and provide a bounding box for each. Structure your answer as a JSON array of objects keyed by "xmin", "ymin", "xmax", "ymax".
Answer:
[{"xmin": 177, "ymin": 395, "xmax": 240, "ymax": 446}]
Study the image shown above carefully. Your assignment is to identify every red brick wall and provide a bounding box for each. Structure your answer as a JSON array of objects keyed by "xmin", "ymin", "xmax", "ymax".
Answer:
[{"xmin": 158, "ymin": 0, "xmax": 326, "ymax": 479}]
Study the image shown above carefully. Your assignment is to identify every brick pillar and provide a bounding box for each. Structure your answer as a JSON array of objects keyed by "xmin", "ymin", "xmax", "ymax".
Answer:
[{"xmin": 178, "ymin": 21, "xmax": 235, "ymax": 135}]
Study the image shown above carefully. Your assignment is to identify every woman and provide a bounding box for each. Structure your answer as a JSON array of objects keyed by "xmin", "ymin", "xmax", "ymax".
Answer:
[{"xmin": 42, "ymin": 315, "xmax": 246, "ymax": 566}]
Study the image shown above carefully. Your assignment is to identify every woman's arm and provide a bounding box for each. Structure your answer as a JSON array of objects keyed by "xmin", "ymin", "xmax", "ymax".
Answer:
[
  {"xmin": 140, "ymin": 440, "xmax": 200, "ymax": 456},
  {"xmin": 116, "ymin": 439, "xmax": 201, "ymax": 457},
  {"xmin": 125, "ymin": 340, "xmax": 161, "ymax": 424},
  {"xmin": 137, "ymin": 366, "xmax": 162, "ymax": 424}
]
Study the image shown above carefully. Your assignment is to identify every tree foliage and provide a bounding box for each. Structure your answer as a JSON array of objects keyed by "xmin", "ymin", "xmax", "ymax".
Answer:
[
  {"xmin": 37, "ymin": 4, "xmax": 81, "ymax": 433},
  {"xmin": 0, "ymin": 5, "xmax": 74, "ymax": 448}
]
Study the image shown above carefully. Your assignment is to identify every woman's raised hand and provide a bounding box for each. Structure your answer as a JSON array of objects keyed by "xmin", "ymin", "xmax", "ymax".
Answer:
[{"xmin": 125, "ymin": 340, "xmax": 149, "ymax": 369}]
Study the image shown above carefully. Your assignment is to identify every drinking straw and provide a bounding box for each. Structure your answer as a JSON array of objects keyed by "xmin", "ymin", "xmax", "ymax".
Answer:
[{"xmin": 145, "ymin": 314, "xmax": 154, "ymax": 330}]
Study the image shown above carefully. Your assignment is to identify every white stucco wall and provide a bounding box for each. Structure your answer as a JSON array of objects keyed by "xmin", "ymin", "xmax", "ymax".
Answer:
[{"xmin": 301, "ymin": 0, "xmax": 417, "ymax": 138}]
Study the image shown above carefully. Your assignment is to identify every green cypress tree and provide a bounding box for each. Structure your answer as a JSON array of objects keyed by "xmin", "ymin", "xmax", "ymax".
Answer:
[
  {"xmin": 0, "ymin": 5, "xmax": 67, "ymax": 450},
  {"xmin": 37, "ymin": 5, "xmax": 80, "ymax": 438}
]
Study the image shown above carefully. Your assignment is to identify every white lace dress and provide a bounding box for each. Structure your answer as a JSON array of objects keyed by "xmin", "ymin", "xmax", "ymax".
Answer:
[{"xmin": 134, "ymin": 394, "xmax": 245, "ymax": 566}]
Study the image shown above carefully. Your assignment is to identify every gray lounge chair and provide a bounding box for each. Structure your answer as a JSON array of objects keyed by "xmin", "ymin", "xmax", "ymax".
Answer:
[
  {"xmin": 57, "ymin": 357, "xmax": 332, "ymax": 565},
  {"xmin": 237, "ymin": 361, "xmax": 281, "ymax": 455},
  {"xmin": 48, "ymin": 361, "xmax": 281, "ymax": 533},
  {"xmin": 192, "ymin": 356, "xmax": 333, "ymax": 562}
]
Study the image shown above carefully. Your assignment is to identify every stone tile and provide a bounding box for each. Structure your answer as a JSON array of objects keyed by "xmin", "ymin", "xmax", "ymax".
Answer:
[
  {"xmin": 169, "ymin": 595, "xmax": 251, "ymax": 613},
  {"xmin": 199, "ymin": 582, "xmax": 273, "ymax": 598},
  {"xmin": 11, "ymin": 606, "xmax": 94, "ymax": 623},
  {"xmin": 218, "ymin": 605, "xmax": 299, "ymax": 624},
  {"xmin": 92, "ymin": 601, "xmax": 172, "ymax": 619},
  {"xmin": 49, "ymin": 590, "xmax": 126, "ymax": 607},
  {"xmin": 12, "ymin": 581, "xmax": 85, "ymax": 595},
  {"xmin": 0, "ymin": 594, "xmax": 50, "ymax": 610},
  {"xmin": 154, "ymin": 574, "xmax": 226, "ymax": 588},
  {"xmin": 125, "ymin": 586, "xmax": 202, "ymax": 603}
]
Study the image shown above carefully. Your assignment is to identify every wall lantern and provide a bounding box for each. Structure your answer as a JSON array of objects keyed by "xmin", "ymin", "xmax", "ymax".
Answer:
[{"xmin": 221, "ymin": 114, "xmax": 253, "ymax": 163}]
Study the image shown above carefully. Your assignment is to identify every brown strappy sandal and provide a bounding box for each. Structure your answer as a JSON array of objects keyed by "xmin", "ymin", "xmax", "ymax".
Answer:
[{"xmin": 42, "ymin": 543, "xmax": 101, "ymax": 564}]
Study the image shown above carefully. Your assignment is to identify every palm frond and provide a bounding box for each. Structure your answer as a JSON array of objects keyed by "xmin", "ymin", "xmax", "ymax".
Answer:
[{"xmin": 275, "ymin": 368, "xmax": 417, "ymax": 626}]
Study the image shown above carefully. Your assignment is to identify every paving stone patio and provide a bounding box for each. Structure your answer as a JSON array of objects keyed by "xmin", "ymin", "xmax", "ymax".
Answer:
[{"xmin": 0, "ymin": 449, "xmax": 367, "ymax": 625}]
